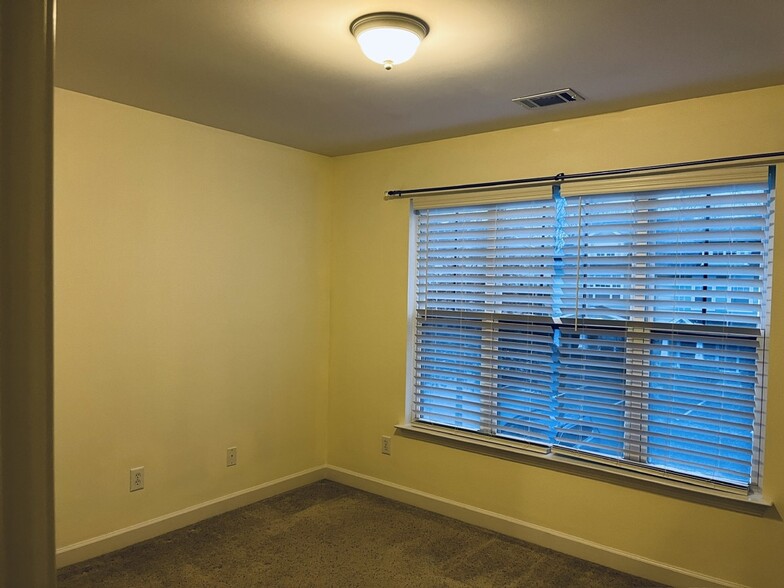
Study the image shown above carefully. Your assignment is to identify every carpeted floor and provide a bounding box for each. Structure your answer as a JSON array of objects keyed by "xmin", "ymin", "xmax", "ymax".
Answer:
[{"xmin": 57, "ymin": 480, "xmax": 666, "ymax": 587}]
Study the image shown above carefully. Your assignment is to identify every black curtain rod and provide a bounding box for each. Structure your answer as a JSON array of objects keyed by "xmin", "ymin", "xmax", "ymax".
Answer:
[{"xmin": 384, "ymin": 151, "xmax": 784, "ymax": 199}]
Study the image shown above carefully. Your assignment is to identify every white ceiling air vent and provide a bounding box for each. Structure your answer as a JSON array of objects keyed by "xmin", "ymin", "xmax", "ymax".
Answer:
[{"xmin": 513, "ymin": 88, "xmax": 585, "ymax": 109}]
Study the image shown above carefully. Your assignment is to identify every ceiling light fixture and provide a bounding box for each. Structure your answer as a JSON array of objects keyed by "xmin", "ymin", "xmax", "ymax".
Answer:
[{"xmin": 350, "ymin": 12, "xmax": 429, "ymax": 70}]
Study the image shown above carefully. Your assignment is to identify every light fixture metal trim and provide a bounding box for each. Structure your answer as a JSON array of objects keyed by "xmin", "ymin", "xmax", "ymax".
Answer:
[
  {"xmin": 350, "ymin": 12, "xmax": 430, "ymax": 70},
  {"xmin": 350, "ymin": 12, "xmax": 430, "ymax": 39}
]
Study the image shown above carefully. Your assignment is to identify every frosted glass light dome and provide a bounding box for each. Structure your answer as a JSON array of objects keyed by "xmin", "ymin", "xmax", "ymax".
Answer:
[{"xmin": 350, "ymin": 13, "xmax": 429, "ymax": 70}]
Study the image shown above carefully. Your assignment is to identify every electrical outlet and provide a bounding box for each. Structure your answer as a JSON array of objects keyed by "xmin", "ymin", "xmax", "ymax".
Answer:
[
  {"xmin": 381, "ymin": 435, "xmax": 391, "ymax": 455},
  {"xmin": 130, "ymin": 466, "xmax": 144, "ymax": 492},
  {"xmin": 227, "ymin": 446, "xmax": 237, "ymax": 467}
]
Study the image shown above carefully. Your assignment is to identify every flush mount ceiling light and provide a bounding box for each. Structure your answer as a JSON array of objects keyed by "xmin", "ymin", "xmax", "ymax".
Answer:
[{"xmin": 350, "ymin": 12, "xmax": 429, "ymax": 70}]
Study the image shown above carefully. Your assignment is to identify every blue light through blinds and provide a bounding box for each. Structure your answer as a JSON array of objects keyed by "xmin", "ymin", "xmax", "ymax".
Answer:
[{"xmin": 412, "ymin": 171, "xmax": 773, "ymax": 491}]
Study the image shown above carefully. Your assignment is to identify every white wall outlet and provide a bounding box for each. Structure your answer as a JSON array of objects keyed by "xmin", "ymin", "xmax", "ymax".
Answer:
[
  {"xmin": 381, "ymin": 435, "xmax": 391, "ymax": 455},
  {"xmin": 130, "ymin": 466, "xmax": 144, "ymax": 492},
  {"xmin": 227, "ymin": 446, "xmax": 237, "ymax": 467}
]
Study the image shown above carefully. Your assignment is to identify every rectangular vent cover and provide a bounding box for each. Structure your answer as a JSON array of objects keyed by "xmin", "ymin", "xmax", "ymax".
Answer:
[{"xmin": 513, "ymin": 88, "xmax": 584, "ymax": 109}]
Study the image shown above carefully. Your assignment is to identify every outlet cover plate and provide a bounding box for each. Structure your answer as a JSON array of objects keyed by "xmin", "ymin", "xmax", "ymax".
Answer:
[{"xmin": 130, "ymin": 466, "xmax": 144, "ymax": 492}]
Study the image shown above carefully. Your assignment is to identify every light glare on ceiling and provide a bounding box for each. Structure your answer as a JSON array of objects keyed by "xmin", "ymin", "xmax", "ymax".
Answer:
[{"xmin": 350, "ymin": 12, "xmax": 429, "ymax": 70}]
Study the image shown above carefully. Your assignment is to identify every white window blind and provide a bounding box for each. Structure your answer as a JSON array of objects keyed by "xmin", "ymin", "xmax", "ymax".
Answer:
[{"xmin": 412, "ymin": 166, "xmax": 774, "ymax": 492}]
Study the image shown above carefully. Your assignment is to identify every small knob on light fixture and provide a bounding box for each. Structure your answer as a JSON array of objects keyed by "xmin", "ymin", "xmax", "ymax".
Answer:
[{"xmin": 350, "ymin": 12, "xmax": 429, "ymax": 70}]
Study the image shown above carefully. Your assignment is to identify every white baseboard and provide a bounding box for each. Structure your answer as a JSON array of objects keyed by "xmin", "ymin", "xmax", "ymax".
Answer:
[
  {"xmin": 56, "ymin": 464, "xmax": 745, "ymax": 587},
  {"xmin": 56, "ymin": 465, "xmax": 327, "ymax": 568},
  {"xmin": 324, "ymin": 465, "xmax": 746, "ymax": 588}
]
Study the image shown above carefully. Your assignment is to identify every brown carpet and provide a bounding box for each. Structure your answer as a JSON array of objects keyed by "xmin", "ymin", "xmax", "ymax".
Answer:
[{"xmin": 57, "ymin": 480, "xmax": 666, "ymax": 587}]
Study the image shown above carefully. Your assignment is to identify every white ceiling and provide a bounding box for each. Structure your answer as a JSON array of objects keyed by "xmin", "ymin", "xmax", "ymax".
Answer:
[{"xmin": 55, "ymin": 0, "xmax": 784, "ymax": 156}]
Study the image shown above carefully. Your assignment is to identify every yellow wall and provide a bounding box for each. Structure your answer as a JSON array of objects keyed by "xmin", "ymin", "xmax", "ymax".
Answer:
[
  {"xmin": 54, "ymin": 84, "xmax": 784, "ymax": 586},
  {"xmin": 54, "ymin": 89, "xmax": 332, "ymax": 546},
  {"xmin": 328, "ymin": 85, "xmax": 784, "ymax": 588}
]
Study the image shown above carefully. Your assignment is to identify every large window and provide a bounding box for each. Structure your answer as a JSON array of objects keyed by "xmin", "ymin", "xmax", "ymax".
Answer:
[{"xmin": 410, "ymin": 167, "xmax": 774, "ymax": 493}]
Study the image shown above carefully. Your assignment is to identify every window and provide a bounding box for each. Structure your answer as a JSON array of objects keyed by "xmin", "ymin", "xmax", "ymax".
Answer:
[{"xmin": 410, "ymin": 167, "xmax": 774, "ymax": 493}]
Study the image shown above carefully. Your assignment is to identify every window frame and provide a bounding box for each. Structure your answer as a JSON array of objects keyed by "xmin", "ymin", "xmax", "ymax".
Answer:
[{"xmin": 404, "ymin": 168, "xmax": 775, "ymax": 509}]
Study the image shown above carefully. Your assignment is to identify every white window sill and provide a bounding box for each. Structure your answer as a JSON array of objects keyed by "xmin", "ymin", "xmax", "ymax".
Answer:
[{"xmin": 395, "ymin": 422, "xmax": 773, "ymax": 517}]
